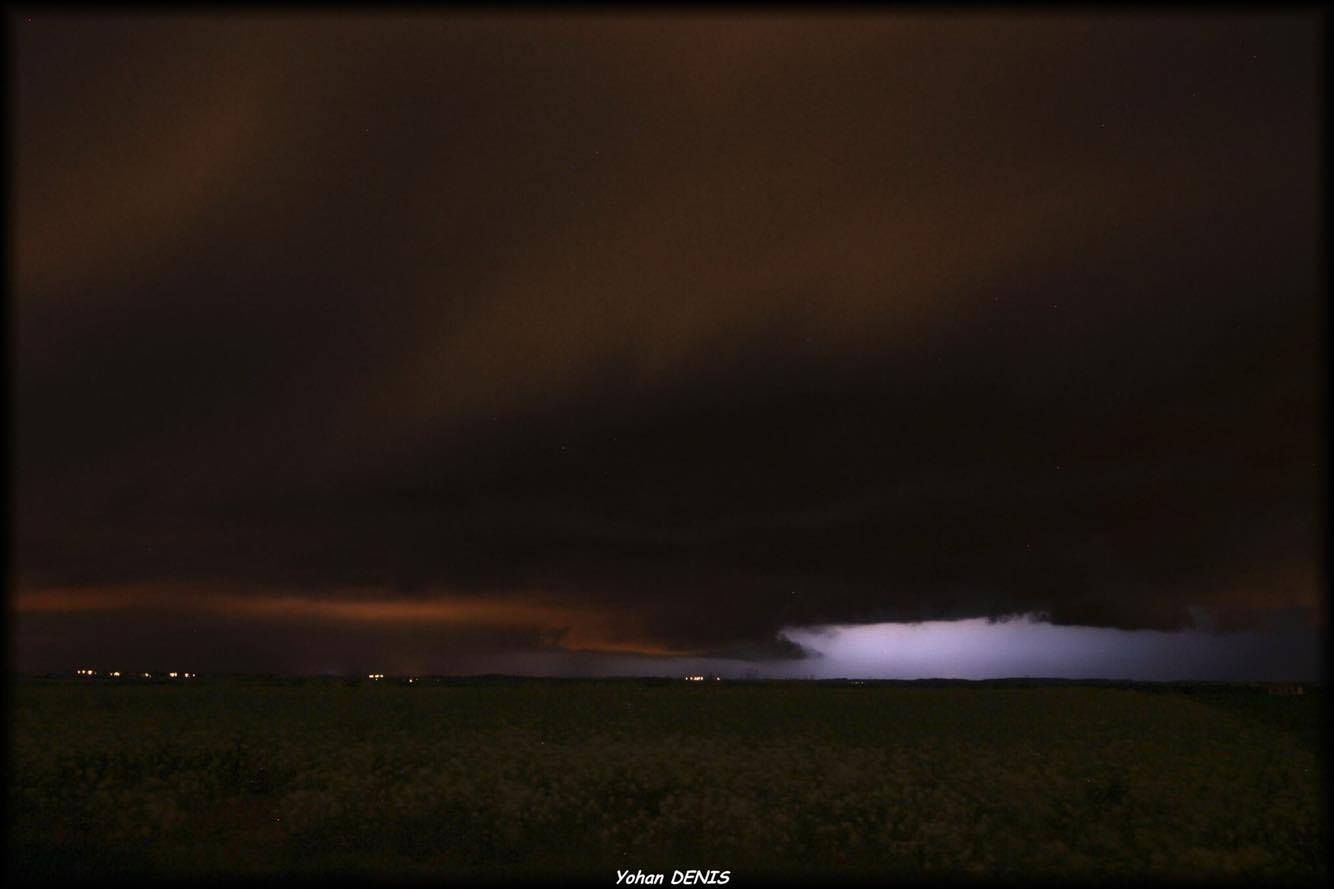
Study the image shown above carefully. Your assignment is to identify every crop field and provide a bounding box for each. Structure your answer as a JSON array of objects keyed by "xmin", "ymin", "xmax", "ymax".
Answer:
[{"xmin": 8, "ymin": 680, "xmax": 1327, "ymax": 882}]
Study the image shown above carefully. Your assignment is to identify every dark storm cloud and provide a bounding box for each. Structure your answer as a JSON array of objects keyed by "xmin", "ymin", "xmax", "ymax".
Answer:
[{"xmin": 15, "ymin": 13, "xmax": 1322, "ymax": 668}]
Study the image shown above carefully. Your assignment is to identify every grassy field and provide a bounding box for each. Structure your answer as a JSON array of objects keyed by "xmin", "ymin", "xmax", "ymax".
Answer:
[{"xmin": 8, "ymin": 679, "xmax": 1327, "ymax": 882}]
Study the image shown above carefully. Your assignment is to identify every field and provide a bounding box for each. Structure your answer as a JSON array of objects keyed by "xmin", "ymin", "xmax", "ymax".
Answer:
[{"xmin": 8, "ymin": 679, "xmax": 1327, "ymax": 882}]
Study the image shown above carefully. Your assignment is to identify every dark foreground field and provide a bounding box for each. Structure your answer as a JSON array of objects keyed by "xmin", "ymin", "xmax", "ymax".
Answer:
[{"xmin": 8, "ymin": 679, "xmax": 1327, "ymax": 882}]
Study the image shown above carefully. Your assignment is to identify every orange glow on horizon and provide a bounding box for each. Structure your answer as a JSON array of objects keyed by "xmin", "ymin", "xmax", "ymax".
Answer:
[{"xmin": 13, "ymin": 585, "xmax": 702, "ymax": 659}]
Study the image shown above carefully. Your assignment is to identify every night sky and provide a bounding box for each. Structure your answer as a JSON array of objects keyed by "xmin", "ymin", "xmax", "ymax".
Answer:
[{"xmin": 13, "ymin": 12, "xmax": 1323, "ymax": 678}]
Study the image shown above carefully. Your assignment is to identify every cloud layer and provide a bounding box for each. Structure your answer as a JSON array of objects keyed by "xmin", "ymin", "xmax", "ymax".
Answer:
[{"xmin": 15, "ymin": 14, "xmax": 1322, "ymax": 672}]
